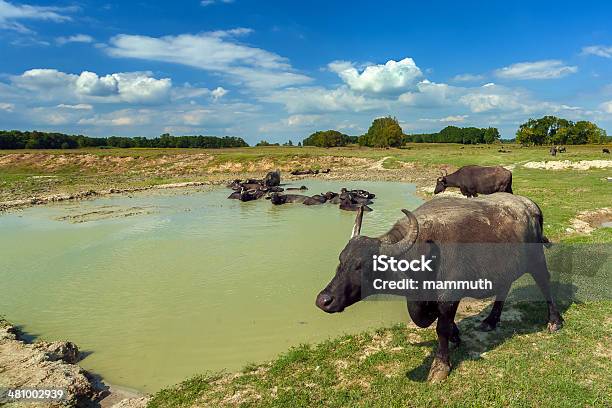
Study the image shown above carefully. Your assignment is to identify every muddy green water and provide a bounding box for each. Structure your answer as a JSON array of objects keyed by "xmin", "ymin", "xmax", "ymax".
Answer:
[{"xmin": 0, "ymin": 180, "xmax": 422, "ymax": 392}]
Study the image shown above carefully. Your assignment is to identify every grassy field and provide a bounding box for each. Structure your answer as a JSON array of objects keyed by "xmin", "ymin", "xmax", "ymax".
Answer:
[{"xmin": 1, "ymin": 144, "xmax": 611, "ymax": 407}]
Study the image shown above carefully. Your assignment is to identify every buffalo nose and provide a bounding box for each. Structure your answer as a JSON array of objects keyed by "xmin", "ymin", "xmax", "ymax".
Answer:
[{"xmin": 316, "ymin": 293, "xmax": 334, "ymax": 309}]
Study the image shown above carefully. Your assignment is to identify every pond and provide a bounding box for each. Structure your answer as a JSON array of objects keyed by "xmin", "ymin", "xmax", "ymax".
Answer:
[{"xmin": 0, "ymin": 180, "xmax": 422, "ymax": 392}]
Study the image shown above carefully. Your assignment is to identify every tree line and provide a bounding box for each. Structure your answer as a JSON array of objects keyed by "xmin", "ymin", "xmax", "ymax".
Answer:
[
  {"xmin": 406, "ymin": 126, "xmax": 500, "ymax": 144},
  {"xmin": 515, "ymin": 116, "xmax": 607, "ymax": 145},
  {"xmin": 302, "ymin": 115, "xmax": 608, "ymax": 147},
  {"xmin": 0, "ymin": 131, "xmax": 248, "ymax": 149},
  {"xmin": 303, "ymin": 117, "xmax": 501, "ymax": 148}
]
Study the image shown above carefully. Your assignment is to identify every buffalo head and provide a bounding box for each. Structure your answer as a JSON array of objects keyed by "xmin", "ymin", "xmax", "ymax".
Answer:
[
  {"xmin": 316, "ymin": 207, "xmax": 419, "ymax": 313},
  {"xmin": 269, "ymin": 192, "xmax": 286, "ymax": 205},
  {"xmin": 434, "ymin": 177, "xmax": 447, "ymax": 194},
  {"xmin": 434, "ymin": 169, "xmax": 449, "ymax": 194}
]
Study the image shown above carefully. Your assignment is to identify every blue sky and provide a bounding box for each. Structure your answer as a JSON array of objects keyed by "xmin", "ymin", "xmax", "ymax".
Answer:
[{"xmin": 1, "ymin": 0, "xmax": 611, "ymax": 143}]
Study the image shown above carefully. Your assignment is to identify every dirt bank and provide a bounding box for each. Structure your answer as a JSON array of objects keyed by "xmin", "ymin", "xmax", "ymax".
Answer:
[
  {"xmin": 0, "ymin": 319, "xmax": 149, "ymax": 408},
  {"xmin": 0, "ymin": 181, "xmax": 217, "ymax": 212}
]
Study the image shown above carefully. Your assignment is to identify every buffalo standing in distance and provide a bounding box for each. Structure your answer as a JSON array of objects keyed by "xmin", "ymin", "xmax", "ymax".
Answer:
[
  {"xmin": 434, "ymin": 165, "xmax": 513, "ymax": 197},
  {"xmin": 550, "ymin": 146, "xmax": 557, "ymax": 156},
  {"xmin": 316, "ymin": 193, "xmax": 563, "ymax": 382},
  {"xmin": 604, "ymin": 148, "xmax": 610, "ymax": 154}
]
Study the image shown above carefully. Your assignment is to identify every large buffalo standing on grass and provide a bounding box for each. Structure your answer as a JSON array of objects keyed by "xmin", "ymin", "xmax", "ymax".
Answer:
[
  {"xmin": 434, "ymin": 165, "xmax": 513, "ymax": 197},
  {"xmin": 316, "ymin": 193, "xmax": 563, "ymax": 382}
]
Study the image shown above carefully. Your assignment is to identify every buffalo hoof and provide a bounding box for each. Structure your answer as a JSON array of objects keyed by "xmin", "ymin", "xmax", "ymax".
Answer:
[
  {"xmin": 547, "ymin": 320, "xmax": 563, "ymax": 332},
  {"xmin": 427, "ymin": 357, "xmax": 451, "ymax": 383}
]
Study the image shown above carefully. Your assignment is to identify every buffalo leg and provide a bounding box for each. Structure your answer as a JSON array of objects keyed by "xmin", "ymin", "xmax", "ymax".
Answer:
[
  {"xmin": 428, "ymin": 301, "xmax": 459, "ymax": 382},
  {"xmin": 450, "ymin": 322, "xmax": 461, "ymax": 345},
  {"xmin": 530, "ymin": 255, "xmax": 564, "ymax": 332},
  {"xmin": 479, "ymin": 300, "xmax": 505, "ymax": 331},
  {"xmin": 479, "ymin": 284, "xmax": 511, "ymax": 331}
]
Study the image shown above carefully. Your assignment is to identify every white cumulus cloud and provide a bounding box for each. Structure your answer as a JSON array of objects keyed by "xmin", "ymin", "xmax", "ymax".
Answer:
[
  {"xmin": 398, "ymin": 80, "xmax": 456, "ymax": 108},
  {"xmin": 328, "ymin": 58, "xmax": 422, "ymax": 93},
  {"xmin": 12, "ymin": 69, "xmax": 172, "ymax": 104},
  {"xmin": 495, "ymin": 60, "xmax": 577, "ymax": 80},
  {"xmin": 0, "ymin": 0, "xmax": 73, "ymax": 33},
  {"xmin": 600, "ymin": 100, "xmax": 612, "ymax": 113},
  {"xmin": 201, "ymin": 0, "xmax": 234, "ymax": 6},
  {"xmin": 452, "ymin": 73, "xmax": 485, "ymax": 82},
  {"xmin": 262, "ymin": 86, "xmax": 386, "ymax": 114},
  {"xmin": 459, "ymin": 83, "xmax": 531, "ymax": 113},
  {"xmin": 56, "ymin": 34, "xmax": 93, "ymax": 45},
  {"xmin": 581, "ymin": 45, "xmax": 612, "ymax": 58},
  {"xmin": 104, "ymin": 30, "xmax": 311, "ymax": 89},
  {"xmin": 57, "ymin": 103, "xmax": 93, "ymax": 110},
  {"xmin": 0, "ymin": 102, "xmax": 15, "ymax": 111},
  {"xmin": 419, "ymin": 115, "xmax": 468, "ymax": 123},
  {"xmin": 211, "ymin": 86, "xmax": 228, "ymax": 100}
]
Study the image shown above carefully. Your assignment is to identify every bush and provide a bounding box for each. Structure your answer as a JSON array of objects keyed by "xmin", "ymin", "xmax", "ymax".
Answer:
[{"xmin": 302, "ymin": 130, "xmax": 352, "ymax": 147}]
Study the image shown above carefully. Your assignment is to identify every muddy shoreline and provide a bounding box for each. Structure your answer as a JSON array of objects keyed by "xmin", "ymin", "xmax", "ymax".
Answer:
[{"xmin": 0, "ymin": 319, "xmax": 148, "ymax": 408}]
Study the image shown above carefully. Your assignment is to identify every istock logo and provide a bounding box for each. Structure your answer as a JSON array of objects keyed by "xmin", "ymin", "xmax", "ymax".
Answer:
[{"xmin": 372, "ymin": 254, "xmax": 434, "ymax": 273}]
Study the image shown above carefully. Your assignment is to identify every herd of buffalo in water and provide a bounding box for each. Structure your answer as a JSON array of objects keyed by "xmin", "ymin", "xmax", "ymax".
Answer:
[
  {"xmin": 226, "ymin": 163, "xmax": 515, "ymax": 211},
  {"xmin": 226, "ymin": 169, "xmax": 376, "ymax": 211}
]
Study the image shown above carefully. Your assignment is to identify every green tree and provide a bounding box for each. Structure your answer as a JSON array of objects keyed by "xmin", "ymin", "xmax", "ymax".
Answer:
[
  {"xmin": 483, "ymin": 127, "xmax": 500, "ymax": 144},
  {"xmin": 359, "ymin": 116, "xmax": 404, "ymax": 147},
  {"xmin": 515, "ymin": 116, "xmax": 605, "ymax": 145}
]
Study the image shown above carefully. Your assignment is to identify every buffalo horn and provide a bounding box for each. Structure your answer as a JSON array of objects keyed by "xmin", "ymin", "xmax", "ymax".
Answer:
[
  {"xmin": 380, "ymin": 209, "xmax": 419, "ymax": 254},
  {"xmin": 351, "ymin": 205, "xmax": 364, "ymax": 238}
]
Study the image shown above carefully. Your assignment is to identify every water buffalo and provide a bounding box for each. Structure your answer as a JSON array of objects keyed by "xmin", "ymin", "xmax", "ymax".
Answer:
[
  {"xmin": 239, "ymin": 188, "xmax": 265, "ymax": 202},
  {"xmin": 286, "ymin": 186, "xmax": 308, "ymax": 191},
  {"xmin": 227, "ymin": 179, "xmax": 242, "ymax": 190},
  {"xmin": 339, "ymin": 199, "xmax": 372, "ymax": 212},
  {"xmin": 264, "ymin": 170, "xmax": 281, "ymax": 187},
  {"xmin": 316, "ymin": 193, "xmax": 563, "ymax": 382},
  {"xmin": 604, "ymin": 148, "xmax": 610, "ymax": 154},
  {"xmin": 550, "ymin": 146, "xmax": 557, "ymax": 156},
  {"xmin": 434, "ymin": 165, "xmax": 513, "ymax": 197},
  {"xmin": 290, "ymin": 168, "xmax": 330, "ymax": 175},
  {"xmin": 558, "ymin": 146, "xmax": 566, "ymax": 153},
  {"xmin": 291, "ymin": 169, "xmax": 316, "ymax": 175},
  {"xmin": 268, "ymin": 192, "xmax": 324, "ymax": 206},
  {"xmin": 227, "ymin": 191, "xmax": 241, "ymax": 200}
]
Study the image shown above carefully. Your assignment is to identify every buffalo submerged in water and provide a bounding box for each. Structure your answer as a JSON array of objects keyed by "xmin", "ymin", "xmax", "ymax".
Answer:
[{"xmin": 315, "ymin": 193, "xmax": 563, "ymax": 382}]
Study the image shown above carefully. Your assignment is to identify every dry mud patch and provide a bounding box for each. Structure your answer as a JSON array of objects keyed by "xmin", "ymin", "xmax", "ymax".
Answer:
[
  {"xmin": 523, "ymin": 159, "xmax": 612, "ymax": 170},
  {"xmin": 55, "ymin": 205, "xmax": 156, "ymax": 223},
  {"xmin": 567, "ymin": 208, "xmax": 612, "ymax": 234}
]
